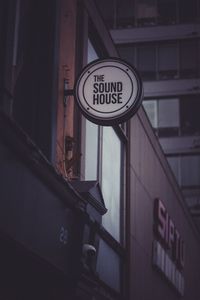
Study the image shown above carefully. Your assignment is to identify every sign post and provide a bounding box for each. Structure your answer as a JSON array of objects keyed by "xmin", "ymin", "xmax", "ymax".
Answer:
[{"xmin": 75, "ymin": 58, "xmax": 143, "ymax": 126}]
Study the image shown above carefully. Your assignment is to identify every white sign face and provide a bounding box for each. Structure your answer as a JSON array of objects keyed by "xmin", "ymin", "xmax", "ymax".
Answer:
[{"xmin": 75, "ymin": 58, "xmax": 143, "ymax": 125}]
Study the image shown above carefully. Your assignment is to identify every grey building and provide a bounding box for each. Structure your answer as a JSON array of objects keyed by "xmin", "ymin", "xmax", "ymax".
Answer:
[{"xmin": 95, "ymin": 0, "xmax": 200, "ymax": 230}]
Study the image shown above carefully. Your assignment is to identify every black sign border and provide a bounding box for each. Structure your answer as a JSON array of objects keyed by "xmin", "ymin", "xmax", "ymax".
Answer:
[{"xmin": 75, "ymin": 57, "xmax": 143, "ymax": 126}]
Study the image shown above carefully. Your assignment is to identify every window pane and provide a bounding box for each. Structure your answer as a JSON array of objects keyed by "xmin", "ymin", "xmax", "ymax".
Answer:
[
  {"xmin": 85, "ymin": 121, "xmax": 99, "ymax": 180},
  {"xmin": 137, "ymin": 44, "xmax": 156, "ymax": 80},
  {"xmin": 117, "ymin": 0, "xmax": 135, "ymax": 28},
  {"xmin": 180, "ymin": 96, "xmax": 200, "ymax": 136},
  {"xmin": 84, "ymin": 40, "xmax": 99, "ymax": 180},
  {"xmin": 136, "ymin": 0, "xmax": 157, "ymax": 26},
  {"xmin": 158, "ymin": 99, "xmax": 179, "ymax": 128},
  {"xmin": 180, "ymin": 40, "xmax": 198, "ymax": 78},
  {"xmin": 167, "ymin": 156, "xmax": 180, "ymax": 185},
  {"xmin": 157, "ymin": 0, "xmax": 177, "ymax": 25},
  {"xmin": 184, "ymin": 194, "xmax": 200, "ymax": 209},
  {"xmin": 158, "ymin": 43, "xmax": 178, "ymax": 79},
  {"xmin": 94, "ymin": 0, "xmax": 116, "ymax": 29},
  {"xmin": 181, "ymin": 156, "xmax": 200, "ymax": 186},
  {"xmin": 179, "ymin": 0, "xmax": 197, "ymax": 23},
  {"xmin": 117, "ymin": 44, "xmax": 135, "ymax": 66},
  {"xmin": 101, "ymin": 127, "xmax": 121, "ymax": 241},
  {"xmin": 88, "ymin": 39, "xmax": 98, "ymax": 63},
  {"xmin": 199, "ymin": 40, "xmax": 200, "ymax": 77},
  {"xmin": 143, "ymin": 100, "xmax": 158, "ymax": 128},
  {"xmin": 96, "ymin": 239, "xmax": 121, "ymax": 292}
]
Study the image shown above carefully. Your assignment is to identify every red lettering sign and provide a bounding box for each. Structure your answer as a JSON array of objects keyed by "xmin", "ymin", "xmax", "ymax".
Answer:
[{"xmin": 154, "ymin": 198, "xmax": 184, "ymax": 270}]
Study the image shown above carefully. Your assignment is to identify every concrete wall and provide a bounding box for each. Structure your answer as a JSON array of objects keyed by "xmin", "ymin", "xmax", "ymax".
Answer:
[{"xmin": 129, "ymin": 107, "xmax": 200, "ymax": 300}]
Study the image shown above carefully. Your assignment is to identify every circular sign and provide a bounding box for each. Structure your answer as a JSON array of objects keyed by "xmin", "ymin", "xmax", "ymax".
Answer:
[{"xmin": 75, "ymin": 58, "xmax": 143, "ymax": 125}]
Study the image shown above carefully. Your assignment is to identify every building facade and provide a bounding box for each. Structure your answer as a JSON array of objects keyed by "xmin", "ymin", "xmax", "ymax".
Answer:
[
  {"xmin": 98, "ymin": 0, "xmax": 200, "ymax": 230},
  {"xmin": 0, "ymin": 0, "xmax": 200, "ymax": 299}
]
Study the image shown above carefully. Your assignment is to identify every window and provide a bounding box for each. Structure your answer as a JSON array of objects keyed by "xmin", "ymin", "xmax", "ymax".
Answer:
[
  {"xmin": 181, "ymin": 156, "xmax": 200, "ymax": 187},
  {"xmin": 168, "ymin": 155, "xmax": 200, "ymax": 188},
  {"xmin": 95, "ymin": 0, "xmax": 200, "ymax": 28},
  {"xmin": 101, "ymin": 127, "xmax": 122, "ymax": 241},
  {"xmin": 96, "ymin": 238, "xmax": 121, "ymax": 291},
  {"xmin": 94, "ymin": 0, "xmax": 117, "ymax": 29},
  {"xmin": 136, "ymin": 0, "xmax": 157, "ymax": 26},
  {"xmin": 157, "ymin": 0, "xmax": 177, "ymax": 25},
  {"xmin": 117, "ymin": 0, "xmax": 135, "ymax": 28},
  {"xmin": 83, "ymin": 39, "xmax": 125, "ymax": 241},
  {"xmin": 158, "ymin": 42, "xmax": 178, "ymax": 79},
  {"xmin": 180, "ymin": 40, "xmax": 198, "ymax": 78},
  {"xmin": 179, "ymin": 0, "xmax": 197, "ymax": 23},
  {"xmin": 137, "ymin": 44, "xmax": 156, "ymax": 80},
  {"xmin": 117, "ymin": 44, "xmax": 135, "ymax": 66},
  {"xmin": 167, "ymin": 156, "xmax": 181, "ymax": 184},
  {"xmin": 84, "ymin": 121, "xmax": 123, "ymax": 242},
  {"xmin": 12, "ymin": 0, "xmax": 56, "ymax": 160},
  {"xmin": 82, "ymin": 37, "xmax": 126, "ymax": 294},
  {"xmin": 83, "ymin": 40, "xmax": 100, "ymax": 180},
  {"xmin": 88, "ymin": 39, "xmax": 99, "ymax": 62},
  {"xmin": 143, "ymin": 98, "xmax": 179, "ymax": 137},
  {"xmin": 117, "ymin": 40, "xmax": 200, "ymax": 82},
  {"xmin": 180, "ymin": 96, "xmax": 200, "ymax": 136},
  {"xmin": 143, "ymin": 100, "xmax": 158, "ymax": 128},
  {"xmin": 158, "ymin": 98, "xmax": 179, "ymax": 136},
  {"xmin": 84, "ymin": 121, "xmax": 99, "ymax": 180},
  {"xmin": 144, "ymin": 96, "xmax": 200, "ymax": 138},
  {"xmin": 94, "ymin": 0, "xmax": 135, "ymax": 29}
]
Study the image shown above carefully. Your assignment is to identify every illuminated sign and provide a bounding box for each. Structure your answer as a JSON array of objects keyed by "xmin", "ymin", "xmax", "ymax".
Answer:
[
  {"xmin": 153, "ymin": 198, "xmax": 185, "ymax": 296},
  {"xmin": 75, "ymin": 58, "xmax": 143, "ymax": 125}
]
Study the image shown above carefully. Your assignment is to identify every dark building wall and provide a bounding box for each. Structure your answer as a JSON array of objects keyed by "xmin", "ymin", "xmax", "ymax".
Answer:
[
  {"xmin": 12, "ymin": 0, "xmax": 58, "ymax": 160},
  {"xmin": 0, "ymin": 113, "xmax": 87, "ymax": 299},
  {"xmin": 0, "ymin": 0, "xmax": 58, "ymax": 161}
]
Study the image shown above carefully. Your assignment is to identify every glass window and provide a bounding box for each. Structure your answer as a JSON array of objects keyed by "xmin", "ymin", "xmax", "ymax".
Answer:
[
  {"xmin": 88, "ymin": 39, "xmax": 99, "ymax": 62},
  {"xmin": 12, "ymin": 0, "xmax": 55, "ymax": 159},
  {"xmin": 180, "ymin": 40, "xmax": 198, "ymax": 78},
  {"xmin": 143, "ymin": 100, "xmax": 158, "ymax": 128},
  {"xmin": 95, "ymin": 0, "xmax": 135, "ymax": 29},
  {"xmin": 157, "ymin": 0, "xmax": 177, "ymax": 25},
  {"xmin": 84, "ymin": 121, "xmax": 99, "ymax": 180},
  {"xmin": 137, "ymin": 44, "xmax": 156, "ymax": 80},
  {"xmin": 96, "ymin": 239, "xmax": 121, "ymax": 292},
  {"xmin": 136, "ymin": 0, "xmax": 157, "ymax": 26},
  {"xmin": 181, "ymin": 156, "xmax": 200, "ymax": 187},
  {"xmin": 101, "ymin": 127, "xmax": 122, "ymax": 241},
  {"xmin": 157, "ymin": 98, "xmax": 179, "ymax": 137},
  {"xmin": 117, "ymin": 0, "xmax": 135, "ymax": 28},
  {"xmin": 199, "ymin": 40, "xmax": 200, "ymax": 77},
  {"xmin": 158, "ymin": 42, "xmax": 178, "ymax": 80},
  {"xmin": 117, "ymin": 44, "xmax": 135, "ymax": 66},
  {"xmin": 168, "ymin": 155, "xmax": 200, "ymax": 188},
  {"xmin": 179, "ymin": 0, "xmax": 197, "ymax": 23},
  {"xmin": 158, "ymin": 98, "xmax": 179, "ymax": 128},
  {"xmin": 85, "ymin": 39, "xmax": 125, "ymax": 243},
  {"xmin": 167, "ymin": 156, "xmax": 181, "ymax": 184},
  {"xmin": 180, "ymin": 96, "xmax": 200, "ymax": 136},
  {"xmin": 83, "ymin": 40, "xmax": 100, "ymax": 180},
  {"xmin": 184, "ymin": 193, "xmax": 200, "ymax": 209},
  {"xmin": 143, "ymin": 98, "xmax": 180, "ymax": 136},
  {"xmin": 85, "ymin": 27, "xmax": 126, "ymax": 294},
  {"xmin": 94, "ymin": 0, "xmax": 116, "ymax": 29}
]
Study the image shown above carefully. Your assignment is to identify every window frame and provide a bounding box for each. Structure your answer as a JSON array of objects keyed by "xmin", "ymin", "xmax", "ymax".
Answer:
[
  {"xmin": 75, "ymin": 2, "xmax": 129, "ymax": 296},
  {"xmin": 80, "ymin": 26, "xmax": 127, "ymax": 246},
  {"xmin": 117, "ymin": 39, "xmax": 200, "ymax": 82},
  {"xmin": 94, "ymin": 0, "xmax": 200, "ymax": 29}
]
